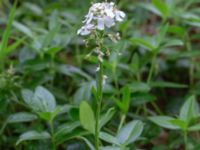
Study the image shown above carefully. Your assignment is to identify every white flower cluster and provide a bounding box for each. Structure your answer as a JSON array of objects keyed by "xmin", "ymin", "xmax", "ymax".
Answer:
[{"xmin": 77, "ymin": 1, "xmax": 126, "ymax": 36}]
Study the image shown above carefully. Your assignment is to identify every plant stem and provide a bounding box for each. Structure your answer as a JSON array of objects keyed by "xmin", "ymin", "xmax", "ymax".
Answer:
[
  {"xmin": 95, "ymin": 61, "xmax": 103, "ymax": 150},
  {"xmin": 147, "ymin": 53, "xmax": 156, "ymax": 84},
  {"xmin": 49, "ymin": 120, "xmax": 56, "ymax": 150},
  {"xmin": 184, "ymin": 131, "xmax": 188, "ymax": 150},
  {"xmin": 186, "ymin": 34, "xmax": 194, "ymax": 86},
  {"xmin": 147, "ymin": 53, "xmax": 163, "ymax": 115}
]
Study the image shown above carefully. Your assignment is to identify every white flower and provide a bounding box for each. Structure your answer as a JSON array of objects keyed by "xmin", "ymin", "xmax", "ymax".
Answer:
[
  {"xmin": 115, "ymin": 10, "xmax": 126, "ymax": 22},
  {"xmin": 77, "ymin": 24, "xmax": 94, "ymax": 36},
  {"xmin": 77, "ymin": 1, "xmax": 126, "ymax": 36}
]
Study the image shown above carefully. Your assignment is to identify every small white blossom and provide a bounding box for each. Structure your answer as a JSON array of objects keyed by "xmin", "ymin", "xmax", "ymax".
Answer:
[
  {"xmin": 103, "ymin": 75, "xmax": 108, "ymax": 85},
  {"xmin": 77, "ymin": 1, "xmax": 126, "ymax": 36}
]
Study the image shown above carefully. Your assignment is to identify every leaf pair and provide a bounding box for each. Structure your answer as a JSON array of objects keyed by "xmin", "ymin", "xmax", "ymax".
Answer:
[
  {"xmin": 79, "ymin": 101, "xmax": 115, "ymax": 134},
  {"xmin": 79, "ymin": 101, "xmax": 144, "ymax": 148},
  {"xmin": 149, "ymin": 96, "xmax": 200, "ymax": 131},
  {"xmin": 22, "ymin": 86, "xmax": 56, "ymax": 113}
]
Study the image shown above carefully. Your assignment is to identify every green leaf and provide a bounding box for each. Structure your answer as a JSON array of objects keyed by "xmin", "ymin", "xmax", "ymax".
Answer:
[
  {"xmin": 100, "ymin": 146, "xmax": 122, "ymax": 150},
  {"xmin": 150, "ymin": 81, "xmax": 188, "ymax": 88},
  {"xmin": 149, "ymin": 116, "xmax": 180, "ymax": 130},
  {"xmin": 188, "ymin": 124, "xmax": 200, "ymax": 131},
  {"xmin": 46, "ymin": 46, "xmax": 61, "ymax": 56},
  {"xmin": 79, "ymin": 101, "xmax": 95, "ymax": 134},
  {"xmin": 117, "ymin": 120, "xmax": 143, "ymax": 145},
  {"xmin": 100, "ymin": 132, "xmax": 120, "ymax": 146},
  {"xmin": 139, "ymin": 3, "xmax": 161, "ymax": 16},
  {"xmin": 170, "ymin": 119, "xmax": 187, "ymax": 130},
  {"xmin": 2, "ymin": 37, "xmax": 26, "ymax": 56},
  {"xmin": 33, "ymin": 86, "xmax": 56, "ymax": 112},
  {"xmin": 13, "ymin": 21, "xmax": 33, "ymax": 38},
  {"xmin": 130, "ymin": 38, "xmax": 155, "ymax": 51},
  {"xmin": 78, "ymin": 136, "xmax": 95, "ymax": 150},
  {"xmin": 128, "ymin": 81, "xmax": 151, "ymax": 93},
  {"xmin": 42, "ymin": 24, "xmax": 60, "ymax": 49},
  {"xmin": 131, "ymin": 93, "xmax": 156, "ymax": 106},
  {"xmin": 0, "ymin": 1, "xmax": 16, "ymax": 57},
  {"xmin": 16, "ymin": 131, "xmax": 51, "ymax": 145},
  {"xmin": 54, "ymin": 122, "xmax": 80, "ymax": 139},
  {"xmin": 100, "ymin": 107, "xmax": 115, "ymax": 129},
  {"xmin": 21, "ymin": 89, "xmax": 34, "ymax": 105},
  {"xmin": 152, "ymin": 0, "xmax": 169, "ymax": 19},
  {"xmin": 157, "ymin": 23, "xmax": 169, "ymax": 46},
  {"xmin": 162, "ymin": 39, "xmax": 184, "ymax": 48},
  {"xmin": 121, "ymin": 86, "xmax": 130, "ymax": 114},
  {"xmin": 179, "ymin": 95, "xmax": 199, "ymax": 123},
  {"xmin": 7, "ymin": 112, "xmax": 37, "ymax": 123}
]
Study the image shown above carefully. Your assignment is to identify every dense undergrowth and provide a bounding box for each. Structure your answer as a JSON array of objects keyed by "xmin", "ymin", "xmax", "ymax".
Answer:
[{"xmin": 1, "ymin": 0, "xmax": 200, "ymax": 150}]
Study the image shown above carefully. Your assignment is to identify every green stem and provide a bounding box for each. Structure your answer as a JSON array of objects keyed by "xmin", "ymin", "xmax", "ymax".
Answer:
[
  {"xmin": 147, "ymin": 53, "xmax": 163, "ymax": 115},
  {"xmin": 49, "ymin": 120, "xmax": 56, "ymax": 150},
  {"xmin": 184, "ymin": 131, "xmax": 188, "ymax": 150},
  {"xmin": 186, "ymin": 34, "xmax": 194, "ymax": 86},
  {"xmin": 95, "ymin": 61, "xmax": 103, "ymax": 150},
  {"xmin": 147, "ymin": 53, "xmax": 156, "ymax": 84}
]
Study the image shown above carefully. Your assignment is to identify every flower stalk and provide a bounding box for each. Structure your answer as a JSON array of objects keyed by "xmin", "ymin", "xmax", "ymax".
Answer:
[
  {"xmin": 95, "ymin": 60, "xmax": 103, "ymax": 150},
  {"xmin": 77, "ymin": 1, "xmax": 126, "ymax": 149}
]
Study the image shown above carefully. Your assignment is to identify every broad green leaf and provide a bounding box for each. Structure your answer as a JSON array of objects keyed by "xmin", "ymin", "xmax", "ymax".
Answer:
[
  {"xmin": 38, "ymin": 112, "xmax": 52, "ymax": 121},
  {"xmin": 100, "ymin": 107, "xmax": 115, "ymax": 129},
  {"xmin": 130, "ymin": 38, "xmax": 155, "ymax": 51},
  {"xmin": 117, "ymin": 120, "xmax": 143, "ymax": 145},
  {"xmin": 58, "ymin": 64, "xmax": 92, "ymax": 80},
  {"xmin": 179, "ymin": 95, "xmax": 199, "ymax": 123},
  {"xmin": 7, "ymin": 112, "xmax": 37, "ymax": 123},
  {"xmin": 79, "ymin": 101, "xmax": 95, "ymax": 134},
  {"xmin": 100, "ymin": 132, "xmax": 120, "ymax": 146},
  {"xmin": 170, "ymin": 119, "xmax": 187, "ymax": 130},
  {"xmin": 152, "ymin": 0, "xmax": 169, "ymax": 19},
  {"xmin": 149, "ymin": 116, "xmax": 180, "ymax": 130},
  {"xmin": 21, "ymin": 89, "xmax": 34, "ymax": 105},
  {"xmin": 168, "ymin": 25, "xmax": 186, "ymax": 36},
  {"xmin": 23, "ymin": 2, "xmax": 42, "ymax": 16},
  {"xmin": 54, "ymin": 122, "xmax": 80, "ymax": 139},
  {"xmin": 33, "ymin": 86, "xmax": 56, "ymax": 112},
  {"xmin": 16, "ymin": 131, "xmax": 51, "ymax": 145},
  {"xmin": 13, "ymin": 21, "xmax": 33, "ymax": 38}
]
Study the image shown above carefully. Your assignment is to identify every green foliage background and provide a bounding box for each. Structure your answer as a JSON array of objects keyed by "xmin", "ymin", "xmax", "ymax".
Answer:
[{"xmin": 1, "ymin": 0, "xmax": 200, "ymax": 149}]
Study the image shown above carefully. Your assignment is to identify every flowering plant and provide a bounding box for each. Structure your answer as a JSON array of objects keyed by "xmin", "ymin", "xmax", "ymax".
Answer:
[
  {"xmin": 78, "ymin": 1, "xmax": 128, "ymax": 150},
  {"xmin": 77, "ymin": 2, "xmax": 125, "ymax": 36}
]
